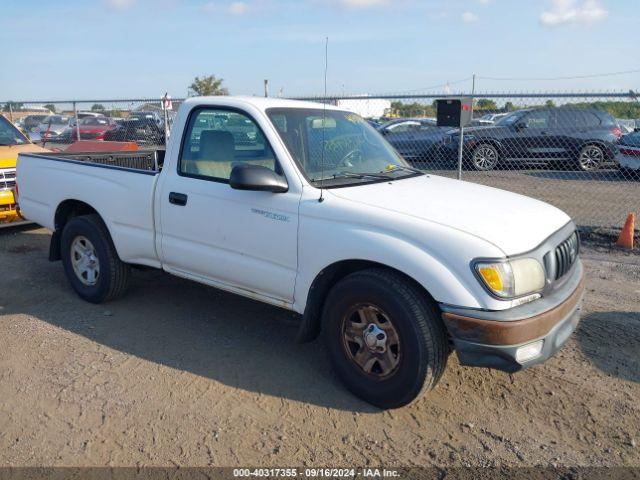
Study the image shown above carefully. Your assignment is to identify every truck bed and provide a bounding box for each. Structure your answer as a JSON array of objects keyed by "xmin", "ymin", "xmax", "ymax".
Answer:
[{"xmin": 17, "ymin": 150, "xmax": 162, "ymax": 268}]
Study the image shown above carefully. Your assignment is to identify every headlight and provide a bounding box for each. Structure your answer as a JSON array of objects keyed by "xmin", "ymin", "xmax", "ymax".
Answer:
[{"xmin": 475, "ymin": 258, "xmax": 545, "ymax": 298}]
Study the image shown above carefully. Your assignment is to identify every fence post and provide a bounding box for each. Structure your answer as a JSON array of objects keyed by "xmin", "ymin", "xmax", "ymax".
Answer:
[
  {"xmin": 457, "ymin": 126, "xmax": 464, "ymax": 181},
  {"xmin": 73, "ymin": 102, "xmax": 80, "ymax": 141},
  {"xmin": 8, "ymin": 103, "xmax": 14, "ymax": 123}
]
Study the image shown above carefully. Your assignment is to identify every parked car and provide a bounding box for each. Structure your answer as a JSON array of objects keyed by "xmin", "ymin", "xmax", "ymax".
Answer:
[
  {"xmin": 20, "ymin": 114, "xmax": 49, "ymax": 132},
  {"xmin": 60, "ymin": 116, "xmax": 117, "ymax": 142},
  {"xmin": 0, "ymin": 114, "xmax": 48, "ymax": 223},
  {"xmin": 103, "ymin": 116, "xmax": 165, "ymax": 144},
  {"xmin": 17, "ymin": 96, "xmax": 584, "ymax": 409},
  {"xmin": 471, "ymin": 112, "xmax": 509, "ymax": 127},
  {"xmin": 616, "ymin": 129, "xmax": 640, "ymax": 177},
  {"xmin": 35, "ymin": 115, "xmax": 72, "ymax": 141},
  {"xmin": 379, "ymin": 118, "xmax": 454, "ymax": 164},
  {"xmin": 130, "ymin": 111, "xmax": 163, "ymax": 127},
  {"xmin": 68, "ymin": 111, "xmax": 107, "ymax": 128},
  {"xmin": 440, "ymin": 107, "xmax": 621, "ymax": 171}
]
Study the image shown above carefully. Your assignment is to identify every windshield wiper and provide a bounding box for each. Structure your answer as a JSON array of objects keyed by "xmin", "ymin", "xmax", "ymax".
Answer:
[{"xmin": 331, "ymin": 171, "xmax": 391, "ymax": 180}]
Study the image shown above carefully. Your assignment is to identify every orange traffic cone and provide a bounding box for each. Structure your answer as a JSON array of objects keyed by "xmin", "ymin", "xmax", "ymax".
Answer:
[{"xmin": 616, "ymin": 213, "xmax": 635, "ymax": 249}]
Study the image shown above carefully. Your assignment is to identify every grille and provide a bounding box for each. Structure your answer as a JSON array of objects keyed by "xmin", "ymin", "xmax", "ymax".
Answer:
[
  {"xmin": 554, "ymin": 232, "xmax": 579, "ymax": 280},
  {"xmin": 0, "ymin": 169, "xmax": 16, "ymax": 190}
]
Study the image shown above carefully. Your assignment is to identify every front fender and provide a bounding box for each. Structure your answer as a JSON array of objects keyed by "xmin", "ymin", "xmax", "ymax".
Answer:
[{"xmin": 294, "ymin": 221, "xmax": 498, "ymax": 316}]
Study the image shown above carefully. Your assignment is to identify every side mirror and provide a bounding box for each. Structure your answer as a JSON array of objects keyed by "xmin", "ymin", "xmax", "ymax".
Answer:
[{"xmin": 230, "ymin": 164, "xmax": 288, "ymax": 193}]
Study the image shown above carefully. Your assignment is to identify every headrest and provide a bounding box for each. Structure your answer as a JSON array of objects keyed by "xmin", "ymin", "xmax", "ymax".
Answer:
[{"xmin": 198, "ymin": 130, "xmax": 235, "ymax": 161}]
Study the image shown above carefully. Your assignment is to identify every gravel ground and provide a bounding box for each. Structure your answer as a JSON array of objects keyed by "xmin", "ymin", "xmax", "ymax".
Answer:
[{"xmin": 0, "ymin": 227, "xmax": 638, "ymax": 469}]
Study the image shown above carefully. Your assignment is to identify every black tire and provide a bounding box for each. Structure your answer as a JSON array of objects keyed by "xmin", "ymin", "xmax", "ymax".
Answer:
[
  {"xmin": 576, "ymin": 144, "xmax": 604, "ymax": 172},
  {"xmin": 321, "ymin": 268, "xmax": 448, "ymax": 409},
  {"xmin": 470, "ymin": 143, "xmax": 499, "ymax": 171},
  {"xmin": 60, "ymin": 214, "xmax": 130, "ymax": 304}
]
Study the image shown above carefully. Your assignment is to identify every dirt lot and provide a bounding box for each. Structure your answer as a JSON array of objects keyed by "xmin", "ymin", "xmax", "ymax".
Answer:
[{"xmin": 0, "ymin": 227, "xmax": 638, "ymax": 469}]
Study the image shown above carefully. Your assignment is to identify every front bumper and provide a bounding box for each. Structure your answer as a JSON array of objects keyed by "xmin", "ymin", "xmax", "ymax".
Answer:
[
  {"xmin": 440, "ymin": 262, "xmax": 585, "ymax": 373},
  {"xmin": 0, "ymin": 190, "xmax": 20, "ymax": 223}
]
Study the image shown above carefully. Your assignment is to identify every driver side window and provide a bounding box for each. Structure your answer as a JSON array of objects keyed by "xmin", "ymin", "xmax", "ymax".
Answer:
[
  {"xmin": 524, "ymin": 110, "xmax": 552, "ymax": 128},
  {"xmin": 179, "ymin": 108, "xmax": 278, "ymax": 182}
]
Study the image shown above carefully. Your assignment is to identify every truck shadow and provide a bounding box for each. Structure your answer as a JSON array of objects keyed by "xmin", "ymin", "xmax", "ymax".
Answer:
[
  {"xmin": 574, "ymin": 311, "xmax": 640, "ymax": 383},
  {"xmin": 8, "ymin": 263, "xmax": 380, "ymax": 413}
]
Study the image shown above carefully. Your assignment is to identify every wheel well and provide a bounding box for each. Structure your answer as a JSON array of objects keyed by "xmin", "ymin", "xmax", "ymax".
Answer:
[
  {"xmin": 578, "ymin": 141, "xmax": 612, "ymax": 159},
  {"xmin": 296, "ymin": 260, "xmax": 436, "ymax": 343},
  {"xmin": 49, "ymin": 200, "xmax": 99, "ymax": 261}
]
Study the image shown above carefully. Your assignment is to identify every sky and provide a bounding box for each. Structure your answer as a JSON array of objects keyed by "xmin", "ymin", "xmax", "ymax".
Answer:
[{"xmin": 1, "ymin": 0, "xmax": 638, "ymax": 101}]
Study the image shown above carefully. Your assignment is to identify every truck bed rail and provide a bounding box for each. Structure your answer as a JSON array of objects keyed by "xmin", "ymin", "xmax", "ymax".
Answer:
[{"xmin": 35, "ymin": 150, "xmax": 165, "ymax": 173}]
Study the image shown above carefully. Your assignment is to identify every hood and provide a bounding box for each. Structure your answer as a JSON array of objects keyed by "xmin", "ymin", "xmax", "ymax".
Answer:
[
  {"xmin": 329, "ymin": 174, "xmax": 571, "ymax": 256},
  {"xmin": 79, "ymin": 125, "xmax": 111, "ymax": 133},
  {"xmin": 0, "ymin": 143, "xmax": 49, "ymax": 169}
]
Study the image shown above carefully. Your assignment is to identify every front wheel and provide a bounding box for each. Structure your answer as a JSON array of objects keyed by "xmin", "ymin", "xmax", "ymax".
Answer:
[
  {"xmin": 61, "ymin": 214, "xmax": 130, "ymax": 304},
  {"xmin": 322, "ymin": 269, "xmax": 448, "ymax": 409},
  {"xmin": 471, "ymin": 143, "xmax": 499, "ymax": 171}
]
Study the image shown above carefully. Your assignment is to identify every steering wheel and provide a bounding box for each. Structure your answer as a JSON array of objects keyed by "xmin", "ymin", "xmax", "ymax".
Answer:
[{"xmin": 338, "ymin": 148, "xmax": 365, "ymax": 168}]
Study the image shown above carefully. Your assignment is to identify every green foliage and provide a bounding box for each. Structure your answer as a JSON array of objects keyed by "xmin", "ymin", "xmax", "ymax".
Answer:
[
  {"xmin": 545, "ymin": 100, "xmax": 556, "ymax": 108},
  {"xmin": 566, "ymin": 101, "xmax": 640, "ymax": 119},
  {"xmin": 390, "ymin": 101, "xmax": 435, "ymax": 118},
  {"xmin": 188, "ymin": 75, "xmax": 229, "ymax": 96},
  {"xmin": 504, "ymin": 101, "xmax": 517, "ymax": 112},
  {"xmin": 476, "ymin": 99, "xmax": 498, "ymax": 111},
  {"xmin": 91, "ymin": 104, "xmax": 106, "ymax": 112},
  {"xmin": 43, "ymin": 104, "xmax": 57, "ymax": 113},
  {"xmin": 2, "ymin": 102, "xmax": 24, "ymax": 112}
]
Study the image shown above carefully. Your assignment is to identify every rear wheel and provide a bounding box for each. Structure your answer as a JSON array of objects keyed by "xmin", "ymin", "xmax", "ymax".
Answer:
[
  {"xmin": 577, "ymin": 144, "xmax": 604, "ymax": 171},
  {"xmin": 471, "ymin": 144, "xmax": 499, "ymax": 171},
  {"xmin": 61, "ymin": 214, "xmax": 130, "ymax": 303},
  {"xmin": 322, "ymin": 268, "xmax": 448, "ymax": 409}
]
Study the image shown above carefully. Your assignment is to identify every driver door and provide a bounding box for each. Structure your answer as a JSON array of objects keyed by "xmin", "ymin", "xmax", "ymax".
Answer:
[{"xmin": 157, "ymin": 107, "xmax": 300, "ymax": 305}]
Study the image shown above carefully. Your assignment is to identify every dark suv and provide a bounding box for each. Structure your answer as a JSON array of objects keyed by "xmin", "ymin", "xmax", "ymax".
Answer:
[{"xmin": 439, "ymin": 107, "xmax": 621, "ymax": 171}]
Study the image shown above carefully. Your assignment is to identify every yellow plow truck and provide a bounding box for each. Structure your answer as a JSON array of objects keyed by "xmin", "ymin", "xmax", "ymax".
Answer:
[{"xmin": 0, "ymin": 114, "xmax": 48, "ymax": 223}]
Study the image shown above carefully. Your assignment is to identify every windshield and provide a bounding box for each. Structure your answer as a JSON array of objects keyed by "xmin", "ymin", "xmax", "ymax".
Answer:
[
  {"xmin": 0, "ymin": 115, "xmax": 28, "ymax": 146},
  {"xmin": 267, "ymin": 108, "xmax": 418, "ymax": 186},
  {"xmin": 80, "ymin": 117, "xmax": 110, "ymax": 126},
  {"xmin": 42, "ymin": 115, "xmax": 69, "ymax": 125}
]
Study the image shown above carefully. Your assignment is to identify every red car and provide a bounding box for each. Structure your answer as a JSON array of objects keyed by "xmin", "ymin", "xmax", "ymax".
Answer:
[{"xmin": 62, "ymin": 117, "xmax": 117, "ymax": 141}]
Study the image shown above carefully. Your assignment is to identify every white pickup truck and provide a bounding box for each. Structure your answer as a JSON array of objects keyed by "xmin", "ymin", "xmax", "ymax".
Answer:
[{"xmin": 17, "ymin": 96, "xmax": 584, "ymax": 408}]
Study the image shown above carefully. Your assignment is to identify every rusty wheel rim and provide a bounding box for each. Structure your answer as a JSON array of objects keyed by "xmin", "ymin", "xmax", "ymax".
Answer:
[{"xmin": 341, "ymin": 304, "xmax": 401, "ymax": 379}]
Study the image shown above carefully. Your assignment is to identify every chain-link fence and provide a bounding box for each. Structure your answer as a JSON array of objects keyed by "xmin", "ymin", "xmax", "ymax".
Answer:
[
  {"xmin": 2, "ymin": 98, "xmax": 183, "ymax": 150},
  {"xmin": 3, "ymin": 92, "xmax": 639, "ymax": 231},
  {"xmin": 295, "ymin": 91, "xmax": 640, "ymax": 231}
]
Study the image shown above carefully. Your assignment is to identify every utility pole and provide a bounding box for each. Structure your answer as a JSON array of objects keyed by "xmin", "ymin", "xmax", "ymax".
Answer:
[
  {"xmin": 471, "ymin": 74, "xmax": 476, "ymax": 118},
  {"xmin": 264, "ymin": 79, "xmax": 269, "ymax": 98}
]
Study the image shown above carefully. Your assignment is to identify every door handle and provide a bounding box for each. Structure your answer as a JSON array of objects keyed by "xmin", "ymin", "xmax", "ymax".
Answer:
[{"xmin": 169, "ymin": 192, "xmax": 188, "ymax": 206}]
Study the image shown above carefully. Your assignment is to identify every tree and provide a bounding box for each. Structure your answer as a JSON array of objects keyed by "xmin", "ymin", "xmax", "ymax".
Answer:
[
  {"xmin": 545, "ymin": 100, "xmax": 556, "ymax": 108},
  {"xmin": 91, "ymin": 104, "xmax": 106, "ymax": 112},
  {"xmin": 44, "ymin": 104, "xmax": 57, "ymax": 113},
  {"xmin": 390, "ymin": 101, "xmax": 435, "ymax": 118},
  {"xmin": 476, "ymin": 99, "xmax": 498, "ymax": 111},
  {"xmin": 504, "ymin": 101, "xmax": 517, "ymax": 112},
  {"xmin": 2, "ymin": 102, "xmax": 24, "ymax": 112},
  {"xmin": 188, "ymin": 75, "xmax": 229, "ymax": 96}
]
